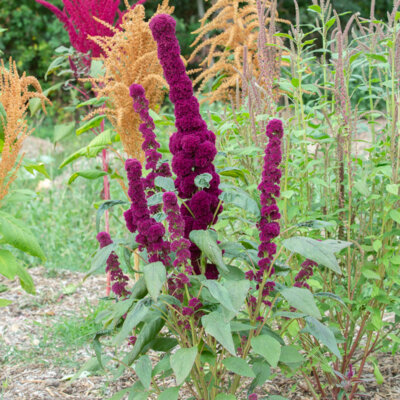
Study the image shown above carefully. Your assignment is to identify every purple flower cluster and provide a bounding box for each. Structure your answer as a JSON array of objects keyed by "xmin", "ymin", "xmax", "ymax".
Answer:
[
  {"xmin": 246, "ymin": 119, "xmax": 283, "ymax": 289},
  {"xmin": 294, "ymin": 259, "xmax": 317, "ymax": 289},
  {"xmin": 124, "ymin": 159, "xmax": 170, "ymax": 265},
  {"xmin": 129, "ymin": 83, "xmax": 172, "ymax": 197},
  {"xmin": 96, "ymin": 231, "xmax": 130, "ymax": 298},
  {"xmin": 149, "ymin": 14, "xmax": 222, "ymax": 277},
  {"xmin": 163, "ymin": 192, "xmax": 193, "ymax": 275},
  {"xmin": 36, "ymin": 0, "xmax": 144, "ymax": 57}
]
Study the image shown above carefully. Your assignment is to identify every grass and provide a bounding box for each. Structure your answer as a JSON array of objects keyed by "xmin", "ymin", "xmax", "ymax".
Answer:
[{"xmin": 0, "ymin": 299, "xmax": 107, "ymax": 368}]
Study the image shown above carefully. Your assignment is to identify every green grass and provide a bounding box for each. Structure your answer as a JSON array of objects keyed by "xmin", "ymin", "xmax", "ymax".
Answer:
[{"xmin": 0, "ymin": 299, "xmax": 107, "ymax": 368}]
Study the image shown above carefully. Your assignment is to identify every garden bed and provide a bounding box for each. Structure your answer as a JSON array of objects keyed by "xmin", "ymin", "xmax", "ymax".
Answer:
[{"xmin": 1, "ymin": 267, "xmax": 398, "ymax": 400}]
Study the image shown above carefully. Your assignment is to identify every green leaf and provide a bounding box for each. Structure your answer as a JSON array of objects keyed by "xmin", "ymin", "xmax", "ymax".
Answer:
[
  {"xmin": 282, "ymin": 236, "xmax": 352, "ymax": 274},
  {"xmin": 150, "ymin": 337, "xmax": 178, "ymax": 352},
  {"xmin": 154, "ymin": 176, "xmax": 175, "ymax": 192},
  {"xmin": 158, "ymin": 387, "xmax": 179, "ymax": 400},
  {"xmin": 0, "ymin": 298, "xmax": 12, "ymax": 307},
  {"xmin": 85, "ymin": 241, "xmax": 118, "ymax": 277},
  {"xmin": 390, "ymin": 209, "xmax": 400, "ymax": 224},
  {"xmin": 76, "ymin": 115, "xmax": 106, "ymax": 135},
  {"xmin": 222, "ymin": 357, "xmax": 255, "ymax": 378},
  {"xmin": 302, "ymin": 317, "xmax": 341, "ymax": 359},
  {"xmin": 189, "ymin": 230, "xmax": 228, "ymax": 273},
  {"xmin": 54, "ymin": 122, "xmax": 75, "ymax": 142},
  {"xmin": 224, "ymin": 280, "xmax": 249, "ymax": 313},
  {"xmin": 248, "ymin": 360, "xmax": 271, "ymax": 393},
  {"xmin": 325, "ymin": 16, "xmax": 336, "ymax": 30},
  {"xmin": 135, "ymin": 355, "xmax": 152, "ymax": 389},
  {"xmin": 251, "ymin": 335, "xmax": 281, "ymax": 367},
  {"xmin": 386, "ymin": 184, "xmax": 399, "ymax": 195},
  {"xmin": 308, "ymin": 4, "xmax": 321, "ymax": 13},
  {"xmin": 215, "ymin": 395, "xmax": 236, "ymax": 400},
  {"xmin": 268, "ymin": 396, "xmax": 289, "ymax": 400},
  {"xmin": 59, "ymin": 129, "xmax": 113, "ymax": 168},
  {"xmin": 194, "ymin": 173, "xmax": 213, "ymax": 189},
  {"xmin": 113, "ymin": 299, "xmax": 149, "ymax": 346},
  {"xmin": 372, "ymin": 360, "xmax": 384, "ymax": 384},
  {"xmin": 170, "ymin": 346, "xmax": 198, "ymax": 385},
  {"xmin": 0, "ymin": 211, "xmax": 45, "ymax": 260},
  {"xmin": 0, "ymin": 249, "xmax": 35, "ymax": 294},
  {"xmin": 115, "ymin": 316, "xmax": 165, "ymax": 378},
  {"xmin": 354, "ymin": 181, "xmax": 370, "ymax": 197},
  {"xmin": 202, "ymin": 311, "xmax": 236, "ymax": 355},
  {"xmin": 279, "ymin": 345, "xmax": 305, "ymax": 370},
  {"xmin": 23, "ymin": 162, "xmax": 50, "ymax": 179},
  {"xmin": 362, "ymin": 269, "xmax": 381, "ymax": 280},
  {"xmin": 68, "ymin": 169, "xmax": 107, "ymax": 184},
  {"xmin": 220, "ymin": 184, "xmax": 260, "ymax": 217},
  {"xmin": 147, "ymin": 192, "xmax": 164, "ymax": 207},
  {"xmin": 76, "ymin": 97, "xmax": 108, "ymax": 108},
  {"xmin": 144, "ymin": 262, "xmax": 166, "ymax": 301},
  {"xmin": 280, "ymin": 287, "xmax": 321, "ymax": 319},
  {"xmin": 203, "ymin": 280, "xmax": 236, "ymax": 312}
]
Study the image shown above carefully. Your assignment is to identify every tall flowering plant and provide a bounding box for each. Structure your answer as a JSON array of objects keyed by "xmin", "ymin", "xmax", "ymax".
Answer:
[
  {"xmin": 88, "ymin": 13, "xmax": 350, "ymax": 400},
  {"xmin": 36, "ymin": 0, "xmax": 145, "ymax": 57}
]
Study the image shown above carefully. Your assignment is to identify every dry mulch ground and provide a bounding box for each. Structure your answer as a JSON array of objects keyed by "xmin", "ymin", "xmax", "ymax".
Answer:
[{"xmin": 0, "ymin": 267, "xmax": 399, "ymax": 400}]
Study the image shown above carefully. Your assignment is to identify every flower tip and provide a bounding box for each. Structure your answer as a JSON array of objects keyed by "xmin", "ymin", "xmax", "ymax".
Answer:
[
  {"xmin": 129, "ymin": 83, "xmax": 145, "ymax": 99},
  {"xmin": 97, "ymin": 231, "xmax": 112, "ymax": 247},
  {"xmin": 266, "ymin": 119, "xmax": 284, "ymax": 139},
  {"xmin": 125, "ymin": 158, "xmax": 142, "ymax": 172},
  {"xmin": 149, "ymin": 14, "xmax": 176, "ymax": 40}
]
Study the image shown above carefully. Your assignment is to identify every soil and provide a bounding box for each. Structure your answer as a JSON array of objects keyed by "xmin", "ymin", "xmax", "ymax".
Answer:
[{"xmin": 0, "ymin": 267, "xmax": 399, "ymax": 400}]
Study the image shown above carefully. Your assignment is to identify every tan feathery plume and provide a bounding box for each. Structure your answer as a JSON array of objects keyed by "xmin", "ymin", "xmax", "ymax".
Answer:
[
  {"xmin": 189, "ymin": 0, "xmax": 289, "ymax": 104},
  {"xmin": 0, "ymin": 59, "xmax": 50, "ymax": 203},
  {"xmin": 88, "ymin": 1, "xmax": 174, "ymax": 161}
]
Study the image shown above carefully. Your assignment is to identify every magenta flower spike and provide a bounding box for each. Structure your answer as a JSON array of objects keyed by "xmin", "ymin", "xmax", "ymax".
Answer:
[
  {"xmin": 149, "ymin": 14, "xmax": 222, "ymax": 278},
  {"xmin": 124, "ymin": 159, "xmax": 170, "ymax": 265},
  {"xmin": 96, "ymin": 231, "xmax": 130, "ymax": 298},
  {"xmin": 36, "ymin": 0, "xmax": 146, "ymax": 56},
  {"xmin": 247, "ymin": 119, "xmax": 283, "ymax": 298},
  {"xmin": 129, "ymin": 83, "xmax": 172, "ymax": 192}
]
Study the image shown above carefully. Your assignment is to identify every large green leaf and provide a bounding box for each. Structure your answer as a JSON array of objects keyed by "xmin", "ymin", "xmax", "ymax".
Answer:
[
  {"xmin": 220, "ymin": 183, "xmax": 260, "ymax": 217},
  {"xmin": 113, "ymin": 299, "xmax": 149, "ymax": 346},
  {"xmin": 282, "ymin": 236, "xmax": 352, "ymax": 274},
  {"xmin": 0, "ymin": 211, "xmax": 45, "ymax": 261},
  {"xmin": 135, "ymin": 355, "xmax": 152, "ymax": 389},
  {"xmin": 0, "ymin": 249, "xmax": 35, "ymax": 294},
  {"xmin": 76, "ymin": 115, "xmax": 106, "ymax": 135},
  {"xmin": 115, "ymin": 315, "xmax": 165, "ymax": 378},
  {"xmin": 248, "ymin": 360, "xmax": 271, "ymax": 393},
  {"xmin": 251, "ymin": 335, "xmax": 281, "ymax": 367},
  {"xmin": 279, "ymin": 345, "xmax": 305, "ymax": 370},
  {"xmin": 222, "ymin": 357, "xmax": 255, "ymax": 378},
  {"xmin": 280, "ymin": 287, "xmax": 321, "ymax": 319},
  {"xmin": 170, "ymin": 346, "xmax": 198, "ymax": 385},
  {"xmin": 202, "ymin": 311, "xmax": 235, "ymax": 355},
  {"xmin": 189, "ymin": 230, "xmax": 228, "ymax": 273},
  {"xmin": 144, "ymin": 262, "xmax": 166, "ymax": 301},
  {"xmin": 158, "ymin": 387, "xmax": 179, "ymax": 400},
  {"xmin": 59, "ymin": 129, "xmax": 113, "ymax": 168},
  {"xmin": 68, "ymin": 169, "xmax": 106, "ymax": 185},
  {"xmin": 203, "ymin": 280, "xmax": 236, "ymax": 312},
  {"xmin": 302, "ymin": 317, "xmax": 341, "ymax": 359}
]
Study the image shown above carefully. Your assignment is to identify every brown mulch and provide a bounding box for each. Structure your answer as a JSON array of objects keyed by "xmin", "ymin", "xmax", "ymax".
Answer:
[{"xmin": 0, "ymin": 267, "xmax": 399, "ymax": 400}]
